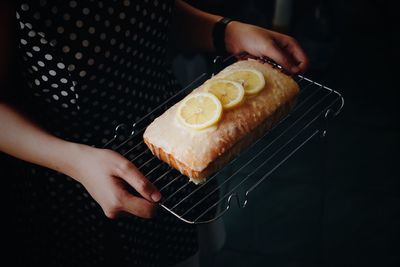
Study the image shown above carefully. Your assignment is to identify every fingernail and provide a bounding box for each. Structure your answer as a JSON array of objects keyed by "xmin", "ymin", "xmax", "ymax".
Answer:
[
  {"xmin": 151, "ymin": 191, "xmax": 161, "ymax": 202},
  {"xmin": 291, "ymin": 66, "xmax": 299, "ymax": 73}
]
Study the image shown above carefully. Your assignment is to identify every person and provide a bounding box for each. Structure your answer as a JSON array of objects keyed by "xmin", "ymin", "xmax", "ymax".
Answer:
[{"xmin": 1, "ymin": 1, "xmax": 308, "ymax": 266}]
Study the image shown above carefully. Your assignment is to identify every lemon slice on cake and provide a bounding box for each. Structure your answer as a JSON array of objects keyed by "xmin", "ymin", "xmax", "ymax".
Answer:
[
  {"xmin": 224, "ymin": 69, "xmax": 265, "ymax": 95},
  {"xmin": 204, "ymin": 80, "xmax": 244, "ymax": 109},
  {"xmin": 177, "ymin": 92, "xmax": 222, "ymax": 130}
]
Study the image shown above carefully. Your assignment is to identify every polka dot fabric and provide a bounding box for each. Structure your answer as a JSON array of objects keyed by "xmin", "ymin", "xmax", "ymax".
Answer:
[{"xmin": 14, "ymin": 1, "xmax": 198, "ymax": 266}]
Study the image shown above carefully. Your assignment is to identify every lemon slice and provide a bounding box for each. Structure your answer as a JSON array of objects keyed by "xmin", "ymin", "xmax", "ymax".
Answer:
[
  {"xmin": 204, "ymin": 79, "xmax": 245, "ymax": 109},
  {"xmin": 177, "ymin": 92, "xmax": 222, "ymax": 130},
  {"xmin": 224, "ymin": 69, "xmax": 265, "ymax": 95}
]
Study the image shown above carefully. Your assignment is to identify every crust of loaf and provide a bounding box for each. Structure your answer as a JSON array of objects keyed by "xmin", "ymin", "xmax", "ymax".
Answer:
[
  {"xmin": 144, "ymin": 98, "xmax": 295, "ymax": 183},
  {"xmin": 143, "ymin": 59, "xmax": 299, "ymax": 183}
]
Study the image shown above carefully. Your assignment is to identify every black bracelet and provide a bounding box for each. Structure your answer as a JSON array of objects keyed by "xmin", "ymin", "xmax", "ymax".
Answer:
[{"xmin": 212, "ymin": 17, "xmax": 233, "ymax": 55}]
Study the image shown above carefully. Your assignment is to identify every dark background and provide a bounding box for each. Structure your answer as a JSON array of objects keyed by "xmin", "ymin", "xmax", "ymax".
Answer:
[
  {"xmin": 3, "ymin": 0, "xmax": 399, "ymax": 266},
  {"xmin": 172, "ymin": 0, "xmax": 399, "ymax": 266}
]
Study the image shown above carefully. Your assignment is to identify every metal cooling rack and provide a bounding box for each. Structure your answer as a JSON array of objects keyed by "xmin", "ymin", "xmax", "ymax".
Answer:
[{"xmin": 103, "ymin": 55, "xmax": 344, "ymax": 224}]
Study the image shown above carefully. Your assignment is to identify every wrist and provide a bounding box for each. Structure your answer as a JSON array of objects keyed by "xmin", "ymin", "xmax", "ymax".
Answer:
[
  {"xmin": 55, "ymin": 141, "xmax": 89, "ymax": 181},
  {"xmin": 212, "ymin": 17, "xmax": 234, "ymax": 54},
  {"xmin": 224, "ymin": 20, "xmax": 241, "ymax": 54}
]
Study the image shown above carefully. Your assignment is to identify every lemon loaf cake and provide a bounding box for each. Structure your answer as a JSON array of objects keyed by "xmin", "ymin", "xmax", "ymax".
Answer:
[{"xmin": 143, "ymin": 59, "xmax": 299, "ymax": 184}]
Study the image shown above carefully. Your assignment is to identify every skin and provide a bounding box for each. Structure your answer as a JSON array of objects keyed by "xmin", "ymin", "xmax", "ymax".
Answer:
[
  {"xmin": 174, "ymin": 0, "xmax": 308, "ymax": 74},
  {"xmin": 1, "ymin": 1, "xmax": 308, "ymax": 219},
  {"xmin": 225, "ymin": 21, "xmax": 309, "ymax": 74}
]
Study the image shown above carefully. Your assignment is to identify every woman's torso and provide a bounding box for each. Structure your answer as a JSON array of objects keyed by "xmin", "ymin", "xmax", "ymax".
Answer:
[
  {"xmin": 16, "ymin": 0, "xmax": 179, "ymax": 146},
  {"xmin": 14, "ymin": 1, "xmax": 200, "ymax": 266}
]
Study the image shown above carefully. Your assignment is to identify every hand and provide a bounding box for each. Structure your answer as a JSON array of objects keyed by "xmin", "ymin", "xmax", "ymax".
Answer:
[
  {"xmin": 66, "ymin": 144, "xmax": 161, "ymax": 219},
  {"xmin": 225, "ymin": 21, "xmax": 309, "ymax": 74}
]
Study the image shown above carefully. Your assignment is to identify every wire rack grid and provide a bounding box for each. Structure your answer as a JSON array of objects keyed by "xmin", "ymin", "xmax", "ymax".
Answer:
[{"xmin": 103, "ymin": 56, "xmax": 344, "ymax": 224}]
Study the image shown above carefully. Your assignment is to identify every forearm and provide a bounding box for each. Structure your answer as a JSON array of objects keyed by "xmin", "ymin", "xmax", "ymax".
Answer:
[
  {"xmin": 0, "ymin": 102, "xmax": 82, "ymax": 176},
  {"xmin": 174, "ymin": 0, "xmax": 222, "ymax": 52}
]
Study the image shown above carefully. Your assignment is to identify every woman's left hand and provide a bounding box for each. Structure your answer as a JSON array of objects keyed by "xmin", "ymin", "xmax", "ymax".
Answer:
[{"xmin": 225, "ymin": 21, "xmax": 309, "ymax": 74}]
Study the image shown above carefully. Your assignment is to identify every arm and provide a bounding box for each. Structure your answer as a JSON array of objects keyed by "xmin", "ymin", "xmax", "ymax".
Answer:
[
  {"xmin": 174, "ymin": 0, "xmax": 308, "ymax": 74},
  {"xmin": 0, "ymin": 104, "xmax": 160, "ymax": 219},
  {"xmin": 1, "ymin": 8, "xmax": 160, "ymax": 219},
  {"xmin": 174, "ymin": 0, "xmax": 221, "ymax": 52}
]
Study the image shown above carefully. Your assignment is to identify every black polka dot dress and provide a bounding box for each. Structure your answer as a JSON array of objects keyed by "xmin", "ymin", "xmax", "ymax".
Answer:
[{"xmin": 14, "ymin": 1, "xmax": 198, "ymax": 266}]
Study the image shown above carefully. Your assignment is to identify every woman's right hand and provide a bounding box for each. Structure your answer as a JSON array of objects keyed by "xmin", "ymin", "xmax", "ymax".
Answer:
[
  {"xmin": 0, "ymin": 102, "xmax": 160, "ymax": 219},
  {"xmin": 66, "ymin": 144, "xmax": 161, "ymax": 219}
]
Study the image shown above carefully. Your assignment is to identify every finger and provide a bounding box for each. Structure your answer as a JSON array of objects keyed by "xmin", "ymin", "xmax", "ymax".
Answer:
[
  {"xmin": 116, "ymin": 160, "xmax": 161, "ymax": 203},
  {"xmin": 262, "ymin": 40, "xmax": 295, "ymax": 74},
  {"xmin": 284, "ymin": 39, "xmax": 309, "ymax": 73},
  {"xmin": 122, "ymin": 193, "xmax": 157, "ymax": 219},
  {"xmin": 236, "ymin": 51, "xmax": 251, "ymax": 60}
]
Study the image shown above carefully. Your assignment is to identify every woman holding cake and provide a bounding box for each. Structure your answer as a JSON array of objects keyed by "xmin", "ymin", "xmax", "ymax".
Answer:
[{"xmin": 1, "ymin": 1, "xmax": 307, "ymax": 266}]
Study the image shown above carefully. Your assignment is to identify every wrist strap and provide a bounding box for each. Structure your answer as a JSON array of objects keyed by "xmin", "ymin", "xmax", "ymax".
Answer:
[{"xmin": 212, "ymin": 17, "xmax": 233, "ymax": 55}]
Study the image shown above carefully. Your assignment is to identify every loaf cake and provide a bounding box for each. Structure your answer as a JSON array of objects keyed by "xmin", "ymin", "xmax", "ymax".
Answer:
[{"xmin": 143, "ymin": 59, "xmax": 299, "ymax": 184}]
